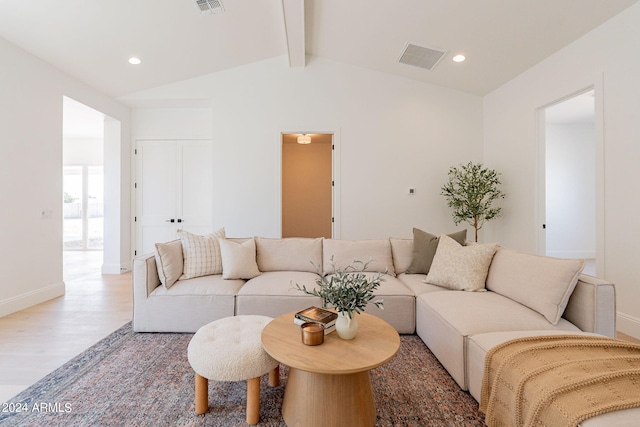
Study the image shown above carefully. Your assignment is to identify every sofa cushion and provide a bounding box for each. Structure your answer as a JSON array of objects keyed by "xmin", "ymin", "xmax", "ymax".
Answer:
[
  {"xmin": 219, "ymin": 238, "xmax": 261, "ymax": 280},
  {"xmin": 255, "ymin": 237, "xmax": 322, "ymax": 273},
  {"xmin": 239, "ymin": 271, "xmax": 321, "ymax": 296},
  {"xmin": 486, "ymin": 247, "xmax": 585, "ymax": 325},
  {"xmin": 415, "ymin": 291, "xmax": 581, "ymax": 389},
  {"xmin": 155, "ymin": 239, "xmax": 183, "ymax": 288},
  {"xmin": 406, "ymin": 228, "xmax": 467, "ymax": 274},
  {"xmin": 425, "ymin": 235, "xmax": 498, "ymax": 292},
  {"xmin": 235, "ymin": 271, "xmax": 324, "ymax": 319},
  {"xmin": 322, "ymin": 239, "xmax": 395, "ymax": 276},
  {"xmin": 367, "ymin": 273, "xmax": 416, "ymax": 334},
  {"xmin": 389, "ymin": 238, "xmax": 413, "ymax": 274},
  {"xmin": 316, "ymin": 272, "xmax": 415, "ymax": 333},
  {"xmin": 418, "ymin": 291, "xmax": 581, "ymax": 337},
  {"xmin": 151, "ymin": 274, "xmax": 245, "ymax": 296},
  {"xmin": 397, "ymin": 273, "xmax": 447, "ymax": 296},
  {"xmin": 178, "ymin": 228, "xmax": 225, "ymax": 279}
]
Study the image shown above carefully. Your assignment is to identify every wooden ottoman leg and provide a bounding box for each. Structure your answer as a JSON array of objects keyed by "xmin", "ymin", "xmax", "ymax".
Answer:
[
  {"xmin": 269, "ymin": 365, "xmax": 280, "ymax": 387},
  {"xmin": 246, "ymin": 376, "xmax": 260, "ymax": 425},
  {"xmin": 195, "ymin": 373, "xmax": 209, "ymax": 415}
]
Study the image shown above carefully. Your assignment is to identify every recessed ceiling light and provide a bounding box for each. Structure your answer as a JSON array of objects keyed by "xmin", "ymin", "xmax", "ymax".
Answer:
[
  {"xmin": 452, "ymin": 54, "xmax": 466, "ymax": 63},
  {"xmin": 128, "ymin": 57, "xmax": 142, "ymax": 65}
]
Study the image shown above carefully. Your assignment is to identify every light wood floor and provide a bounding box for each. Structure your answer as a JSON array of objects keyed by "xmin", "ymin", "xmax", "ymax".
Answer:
[
  {"xmin": 0, "ymin": 253, "xmax": 638, "ymax": 404},
  {"xmin": 0, "ymin": 252, "xmax": 132, "ymax": 403}
]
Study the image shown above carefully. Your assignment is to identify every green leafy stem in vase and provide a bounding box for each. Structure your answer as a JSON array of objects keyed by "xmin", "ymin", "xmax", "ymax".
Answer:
[{"xmin": 294, "ymin": 257, "xmax": 384, "ymax": 319}]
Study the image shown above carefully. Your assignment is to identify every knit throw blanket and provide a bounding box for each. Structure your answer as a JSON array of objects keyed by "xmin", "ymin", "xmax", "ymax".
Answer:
[{"xmin": 479, "ymin": 335, "xmax": 640, "ymax": 427}]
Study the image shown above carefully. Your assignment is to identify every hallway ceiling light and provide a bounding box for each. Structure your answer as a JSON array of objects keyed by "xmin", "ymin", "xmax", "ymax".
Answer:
[
  {"xmin": 452, "ymin": 54, "xmax": 466, "ymax": 63},
  {"xmin": 128, "ymin": 57, "xmax": 142, "ymax": 65},
  {"xmin": 297, "ymin": 134, "xmax": 311, "ymax": 144}
]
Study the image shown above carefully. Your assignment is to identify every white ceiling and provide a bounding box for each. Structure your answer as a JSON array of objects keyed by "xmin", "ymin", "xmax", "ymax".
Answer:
[{"xmin": 0, "ymin": 0, "xmax": 637, "ymax": 99}]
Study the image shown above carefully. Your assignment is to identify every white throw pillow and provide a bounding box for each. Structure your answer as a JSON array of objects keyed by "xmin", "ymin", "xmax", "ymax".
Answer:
[
  {"xmin": 155, "ymin": 239, "xmax": 183, "ymax": 288},
  {"xmin": 485, "ymin": 247, "xmax": 585, "ymax": 325},
  {"xmin": 219, "ymin": 238, "xmax": 261, "ymax": 280},
  {"xmin": 424, "ymin": 235, "xmax": 498, "ymax": 292},
  {"xmin": 178, "ymin": 228, "xmax": 225, "ymax": 279}
]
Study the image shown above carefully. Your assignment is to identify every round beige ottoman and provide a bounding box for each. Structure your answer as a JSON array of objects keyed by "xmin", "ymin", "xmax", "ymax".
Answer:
[{"xmin": 187, "ymin": 315, "xmax": 280, "ymax": 425}]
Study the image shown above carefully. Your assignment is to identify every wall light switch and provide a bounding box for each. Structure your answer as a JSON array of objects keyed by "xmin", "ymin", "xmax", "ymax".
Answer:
[{"xmin": 408, "ymin": 188, "xmax": 416, "ymax": 195}]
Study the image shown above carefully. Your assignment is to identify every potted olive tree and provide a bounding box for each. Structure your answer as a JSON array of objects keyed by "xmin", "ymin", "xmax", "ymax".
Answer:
[
  {"xmin": 295, "ymin": 258, "xmax": 384, "ymax": 339},
  {"xmin": 441, "ymin": 162, "xmax": 505, "ymax": 242}
]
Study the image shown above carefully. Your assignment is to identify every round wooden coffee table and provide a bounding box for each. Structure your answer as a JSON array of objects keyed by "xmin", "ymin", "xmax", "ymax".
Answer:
[{"xmin": 261, "ymin": 311, "xmax": 400, "ymax": 427}]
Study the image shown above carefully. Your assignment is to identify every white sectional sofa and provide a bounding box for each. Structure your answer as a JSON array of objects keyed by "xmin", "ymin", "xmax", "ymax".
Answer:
[{"xmin": 132, "ymin": 230, "xmax": 640, "ymax": 424}]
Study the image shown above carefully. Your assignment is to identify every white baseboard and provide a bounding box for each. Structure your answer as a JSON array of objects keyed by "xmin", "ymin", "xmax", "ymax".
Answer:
[
  {"xmin": 0, "ymin": 282, "xmax": 65, "ymax": 318},
  {"xmin": 102, "ymin": 262, "xmax": 131, "ymax": 274},
  {"xmin": 545, "ymin": 250, "xmax": 596, "ymax": 259},
  {"xmin": 617, "ymin": 312, "xmax": 640, "ymax": 340}
]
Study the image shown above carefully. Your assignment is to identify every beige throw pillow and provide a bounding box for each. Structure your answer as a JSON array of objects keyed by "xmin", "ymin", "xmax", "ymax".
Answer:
[
  {"xmin": 424, "ymin": 235, "xmax": 498, "ymax": 292},
  {"xmin": 485, "ymin": 247, "xmax": 585, "ymax": 325},
  {"xmin": 219, "ymin": 238, "xmax": 261, "ymax": 280},
  {"xmin": 406, "ymin": 228, "xmax": 467, "ymax": 274},
  {"xmin": 155, "ymin": 239, "xmax": 183, "ymax": 289},
  {"xmin": 178, "ymin": 228, "xmax": 225, "ymax": 279}
]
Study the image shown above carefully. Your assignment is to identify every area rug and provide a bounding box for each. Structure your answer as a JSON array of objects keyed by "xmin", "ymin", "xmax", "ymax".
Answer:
[{"xmin": 0, "ymin": 323, "xmax": 484, "ymax": 426}]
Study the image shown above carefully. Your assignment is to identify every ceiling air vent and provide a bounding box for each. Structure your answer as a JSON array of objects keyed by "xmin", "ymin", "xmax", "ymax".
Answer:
[
  {"xmin": 397, "ymin": 43, "xmax": 447, "ymax": 71},
  {"xmin": 196, "ymin": 0, "xmax": 225, "ymax": 15}
]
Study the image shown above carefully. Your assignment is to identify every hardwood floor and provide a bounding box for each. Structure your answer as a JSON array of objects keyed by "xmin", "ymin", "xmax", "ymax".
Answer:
[
  {"xmin": 0, "ymin": 252, "xmax": 638, "ymax": 404},
  {"xmin": 0, "ymin": 252, "xmax": 132, "ymax": 403}
]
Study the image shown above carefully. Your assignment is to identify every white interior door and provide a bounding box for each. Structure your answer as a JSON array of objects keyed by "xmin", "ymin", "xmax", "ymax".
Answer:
[
  {"xmin": 136, "ymin": 140, "xmax": 213, "ymax": 255},
  {"xmin": 179, "ymin": 141, "xmax": 213, "ymax": 236},
  {"xmin": 137, "ymin": 141, "xmax": 178, "ymax": 255}
]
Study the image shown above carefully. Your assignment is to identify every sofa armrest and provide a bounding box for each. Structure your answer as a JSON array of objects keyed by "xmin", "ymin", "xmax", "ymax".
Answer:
[
  {"xmin": 133, "ymin": 253, "xmax": 161, "ymax": 299},
  {"xmin": 562, "ymin": 274, "xmax": 616, "ymax": 337}
]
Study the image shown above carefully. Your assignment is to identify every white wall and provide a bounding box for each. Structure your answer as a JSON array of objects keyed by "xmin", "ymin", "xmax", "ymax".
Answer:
[
  {"xmin": 132, "ymin": 107, "xmax": 213, "ymax": 141},
  {"xmin": 545, "ymin": 123, "xmax": 596, "ymax": 258},
  {"xmin": 483, "ymin": 3, "xmax": 640, "ymax": 337},
  {"xmin": 122, "ymin": 56, "xmax": 483, "ymax": 240},
  {"xmin": 0, "ymin": 36, "xmax": 131, "ymax": 316}
]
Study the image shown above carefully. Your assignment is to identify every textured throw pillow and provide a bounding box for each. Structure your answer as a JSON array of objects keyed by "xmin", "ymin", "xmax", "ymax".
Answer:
[
  {"xmin": 178, "ymin": 228, "xmax": 225, "ymax": 279},
  {"xmin": 219, "ymin": 238, "xmax": 261, "ymax": 280},
  {"xmin": 485, "ymin": 247, "xmax": 585, "ymax": 325},
  {"xmin": 406, "ymin": 228, "xmax": 467, "ymax": 274},
  {"xmin": 155, "ymin": 239, "xmax": 183, "ymax": 289},
  {"xmin": 424, "ymin": 235, "xmax": 498, "ymax": 292}
]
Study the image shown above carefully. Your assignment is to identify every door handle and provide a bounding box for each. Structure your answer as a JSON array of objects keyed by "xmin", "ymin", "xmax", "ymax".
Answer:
[
  {"xmin": 177, "ymin": 219, "xmax": 183, "ymax": 223},
  {"xmin": 165, "ymin": 219, "xmax": 175, "ymax": 223}
]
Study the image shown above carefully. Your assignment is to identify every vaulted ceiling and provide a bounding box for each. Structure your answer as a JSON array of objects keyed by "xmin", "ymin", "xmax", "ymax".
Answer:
[{"xmin": 0, "ymin": 0, "xmax": 637, "ymax": 98}]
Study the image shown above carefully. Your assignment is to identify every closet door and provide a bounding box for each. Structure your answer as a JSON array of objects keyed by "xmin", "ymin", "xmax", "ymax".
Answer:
[
  {"xmin": 178, "ymin": 141, "xmax": 213, "ymax": 237},
  {"xmin": 136, "ymin": 140, "xmax": 213, "ymax": 255}
]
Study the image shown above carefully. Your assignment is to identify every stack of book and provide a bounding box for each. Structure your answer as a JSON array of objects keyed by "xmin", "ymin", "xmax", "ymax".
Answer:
[{"xmin": 293, "ymin": 306, "xmax": 338, "ymax": 335}]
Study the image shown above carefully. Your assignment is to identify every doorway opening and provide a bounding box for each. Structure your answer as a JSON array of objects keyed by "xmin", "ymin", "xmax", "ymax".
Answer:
[
  {"xmin": 281, "ymin": 133, "xmax": 333, "ymax": 238},
  {"xmin": 62, "ymin": 97, "xmax": 105, "ymax": 280},
  {"xmin": 542, "ymin": 89, "xmax": 596, "ymax": 274}
]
